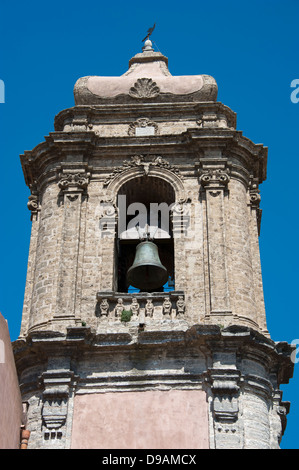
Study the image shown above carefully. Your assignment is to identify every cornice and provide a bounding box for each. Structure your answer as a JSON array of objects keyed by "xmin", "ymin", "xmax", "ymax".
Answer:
[
  {"xmin": 184, "ymin": 128, "xmax": 267, "ymax": 183},
  {"xmin": 13, "ymin": 324, "xmax": 294, "ymax": 388},
  {"xmin": 20, "ymin": 126, "xmax": 267, "ymax": 191},
  {"xmin": 54, "ymin": 101, "xmax": 236, "ymax": 131}
]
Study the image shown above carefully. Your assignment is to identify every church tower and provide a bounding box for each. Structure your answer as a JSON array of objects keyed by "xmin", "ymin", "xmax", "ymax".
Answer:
[{"xmin": 14, "ymin": 38, "xmax": 294, "ymax": 449}]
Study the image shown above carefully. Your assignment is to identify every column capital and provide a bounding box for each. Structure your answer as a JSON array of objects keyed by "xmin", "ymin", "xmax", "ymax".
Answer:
[
  {"xmin": 58, "ymin": 169, "xmax": 91, "ymax": 194},
  {"xmin": 198, "ymin": 159, "xmax": 230, "ymax": 192}
]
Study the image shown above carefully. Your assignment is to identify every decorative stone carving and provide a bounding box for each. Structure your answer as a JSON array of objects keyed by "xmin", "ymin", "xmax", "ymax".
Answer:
[
  {"xmin": 103, "ymin": 155, "xmax": 183, "ymax": 186},
  {"xmin": 162, "ymin": 297, "xmax": 172, "ymax": 317},
  {"xmin": 249, "ymin": 178, "xmax": 262, "ymax": 234},
  {"xmin": 27, "ymin": 183, "xmax": 40, "ymax": 219},
  {"xmin": 249, "ymin": 191, "xmax": 261, "ymax": 207},
  {"xmin": 130, "ymin": 297, "xmax": 140, "ymax": 320},
  {"xmin": 249, "ymin": 177, "xmax": 261, "ymax": 207},
  {"xmin": 27, "ymin": 194, "xmax": 39, "ymax": 216},
  {"xmin": 128, "ymin": 117, "xmax": 158, "ymax": 136},
  {"xmin": 115, "ymin": 298, "xmax": 124, "ymax": 318},
  {"xmin": 66, "ymin": 194, "xmax": 79, "ymax": 202},
  {"xmin": 145, "ymin": 299, "xmax": 154, "ymax": 317},
  {"xmin": 129, "ymin": 78, "xmax": 160, "ymax": 99},
  {"xmin": 99, "ymin": 197, "xmax": 118, "ymax": 238},
  {"xmin": 171, "ymin": 198, "xmax": 191, "ymax": 237},
  {"xmin": 42, "ymin": 397, "xmax": 68, "ymax": 438},
  {"xmin": 199, "ymin": 168, "xmax": 230, "ymax": 190},
  {"xmin": 176, "ymin": 295, "xmax": 185, "ymax": 316},
  {"xmin": 152, "ymin": 155, "xmax": 182, "ymax": 176},
  {"xmin": 205, "ymin": 367, "xmax": 241, "ymax": 448},
  {"xmin": 99, "ymin": 299, "xmax": 109, "ymax": 317},
  {"xmin": 40, "ymin": 366, "xmax": 76, "ymax": 445},
  {"xmin": 58, "ymin": 171, "xmax": 90, "ymax": 192},
  {"xmin": 196, "ymin": 111, "xmax": 233, "ymax": 129},
  {"xmin": 96, "ymin": 291, "xmax": 184, "ymax": 323}
]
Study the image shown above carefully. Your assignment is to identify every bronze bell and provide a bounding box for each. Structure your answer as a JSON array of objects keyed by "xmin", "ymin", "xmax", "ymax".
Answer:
[{"xmin": 127, "ymin": 240, "xmax": 168, "ymax": 291}]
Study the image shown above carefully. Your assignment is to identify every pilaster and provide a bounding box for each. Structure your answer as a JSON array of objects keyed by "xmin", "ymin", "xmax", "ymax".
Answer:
[
  {"xmin": 199, "ymin": 157, "xmax": 232, "ymax": 322},
  {"xmin": 54, "ymin": 165, "xmax": 91, "ymax": 327}
]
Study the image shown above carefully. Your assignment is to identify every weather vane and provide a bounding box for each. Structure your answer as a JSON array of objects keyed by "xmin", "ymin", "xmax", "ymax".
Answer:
[{"xmin": 142, "ymin": 23, "xmax": 156, "ymax": 42}]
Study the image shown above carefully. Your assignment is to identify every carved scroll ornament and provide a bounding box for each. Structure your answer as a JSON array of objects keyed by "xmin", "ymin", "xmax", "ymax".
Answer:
[
  {"xmin": 199, "ymin": 168, "xmax": 230, "ymax": 189},
  {"xmin": 128, "ymin": 117, "xmax": 158, "ymax": 136},
  {"xmin": 58, "ymin": 172, "xmax": 90, "ymax": 192},
  {"xmin": 103, "ymin": 155, "xmax": 183, "ymax": 187}
]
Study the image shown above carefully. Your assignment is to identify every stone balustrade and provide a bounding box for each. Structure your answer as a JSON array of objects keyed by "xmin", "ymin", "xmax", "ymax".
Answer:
[{"xmin": 96, "ymin": 291, "xmax": 185, "ymax": 323}]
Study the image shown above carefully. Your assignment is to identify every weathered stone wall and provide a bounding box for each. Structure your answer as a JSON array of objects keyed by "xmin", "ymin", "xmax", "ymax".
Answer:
[
  {"xmin": 226, "ymin": 178, "xmax": 257, "ymax": 328},
  {"xmin": 20, "ymin": 158, "xmax": 269, "ymax": 337}
]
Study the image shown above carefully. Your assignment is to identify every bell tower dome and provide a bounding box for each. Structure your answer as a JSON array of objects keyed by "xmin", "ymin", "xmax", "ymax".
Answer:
[{"xmin": 15, "ymin": 39, "xmax": 294, "ymax": 449}]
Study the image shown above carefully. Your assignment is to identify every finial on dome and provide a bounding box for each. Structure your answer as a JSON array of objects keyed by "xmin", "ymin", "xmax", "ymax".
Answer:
[{"xmin": 142, "ymin": 39, "xmax": 154, "ymax": 52}]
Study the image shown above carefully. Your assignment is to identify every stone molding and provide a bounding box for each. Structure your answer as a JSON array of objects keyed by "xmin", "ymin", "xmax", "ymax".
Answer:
[
  {"xmin": 103, "ymin": 155, "xmax": 184, "ymax": 187},
  {"xmin": 20, "ymin": 127, "xmax": 267, "ymax": 194},
  {"xmin": 53, "ymin": 102, "xmax": 237, "ymax": 133},
  {"xmin": 102, "ymin": 154, "xmax": 187, "ymax": 206}
]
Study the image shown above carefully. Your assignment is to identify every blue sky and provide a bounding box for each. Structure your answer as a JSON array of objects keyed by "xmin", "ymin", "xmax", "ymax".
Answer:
[{"xmin": 0, "ymin": 0, "xmax": 298, "ymax": 449}]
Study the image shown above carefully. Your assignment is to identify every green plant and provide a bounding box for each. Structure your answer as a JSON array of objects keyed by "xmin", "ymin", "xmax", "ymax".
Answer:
[{"xmin": 121, "ymin": 309, "xmax": 132, "ymax": 322}]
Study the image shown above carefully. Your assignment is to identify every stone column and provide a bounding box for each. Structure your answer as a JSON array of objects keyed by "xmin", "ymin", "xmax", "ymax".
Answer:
[
  {"xmin": 227, "ymin": 178, "xmax": 258, "ymax": 328},
  {"xmin": 241, "ymin": 376, "xmax": 272, "ymax": 448},
  {"xmin": 248, "ymin": 179, "xmax": 268, "ymax": 334},
  {"xmin": 199, "ymin": 159, "xmax": 232, "ymax": 322},
  {"xmin": 54, "ymin": 168, "xmax": 90, "ymax": 326},
  {"xmin": 99, "ymin": 195, "xmax": 118, "ymax": 291},
  {"xmin": 20, "ymin": 188, "xmax": 41, "ymax": 335},
  {"xmin": 29, "ymin": 182, "xmax": 62, "ymax": 331}
]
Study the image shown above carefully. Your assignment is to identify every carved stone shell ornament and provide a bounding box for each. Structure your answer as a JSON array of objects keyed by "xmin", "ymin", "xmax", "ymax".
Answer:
[{"xmin": 129, "ymin": 78, "xmax": 160, "ymax": 99}]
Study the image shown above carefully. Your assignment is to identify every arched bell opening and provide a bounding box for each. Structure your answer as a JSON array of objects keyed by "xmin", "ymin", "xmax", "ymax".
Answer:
[{"xmin": 116, "ymin": 175, "xmax": 175, "ymax": 293}]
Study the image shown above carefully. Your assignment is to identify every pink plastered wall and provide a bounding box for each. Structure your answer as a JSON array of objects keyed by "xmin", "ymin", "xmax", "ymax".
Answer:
[
  {"xmin": 71, "ymin": 389, "xmax": 209, "ymax": 449},
  {"xmin": 0, "ymin": 313, "xmax": 23, "ymax": 449}
]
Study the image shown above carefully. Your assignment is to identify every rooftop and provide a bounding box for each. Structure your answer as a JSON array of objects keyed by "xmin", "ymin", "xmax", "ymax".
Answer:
[{"xmin": 74, "ymin": 40, "xmax": 218, "ymax": 104}]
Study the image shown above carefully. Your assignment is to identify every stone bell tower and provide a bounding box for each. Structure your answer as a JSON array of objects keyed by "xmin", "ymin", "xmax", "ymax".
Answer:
[{"xmin": 14, "ymin": 38, "xmax": 294, "ymax": 449}]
